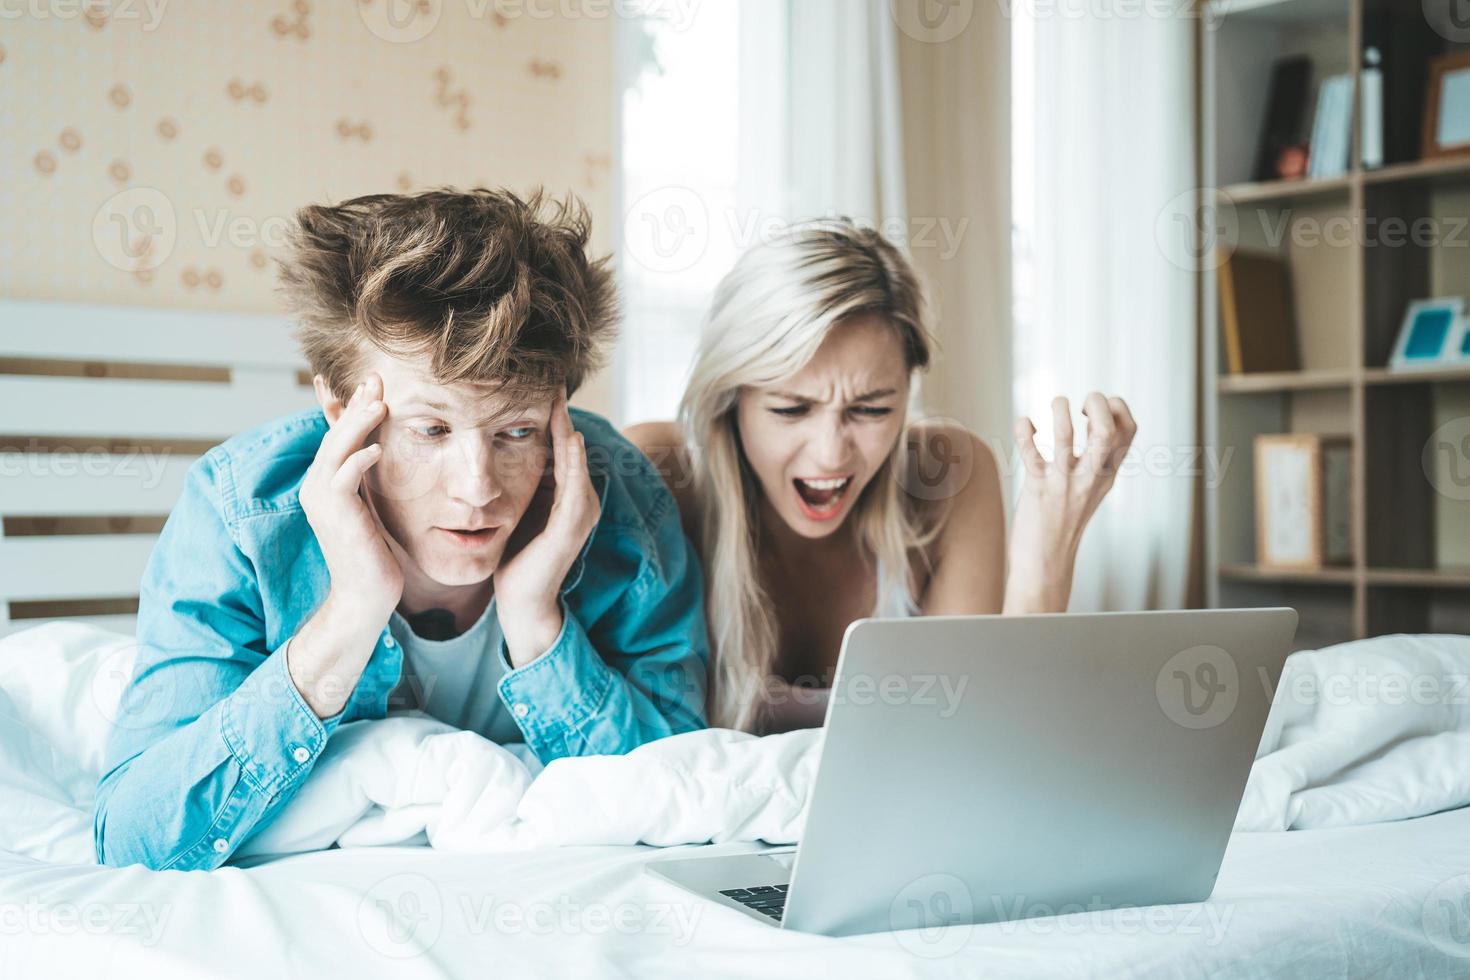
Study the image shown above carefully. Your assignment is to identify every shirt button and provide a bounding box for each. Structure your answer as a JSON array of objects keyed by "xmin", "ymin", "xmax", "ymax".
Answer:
[
  {"xmin": 383, "ymin": 634, "xmax": 397, "ymax": 649},
  {"xmin": 212, "ymin": 838, "xmax": 228, "ymax": 854},
  {"xmin": 512, "ymin": 703, "xmax": 529, "ymax": 719},
  {"xmin": 292, "ymin": 746, "xmax": 310, "ymax": 763}
]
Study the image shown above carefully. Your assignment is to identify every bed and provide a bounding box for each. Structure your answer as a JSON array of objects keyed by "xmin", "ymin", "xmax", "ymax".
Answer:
[
  {"xmin": 3, "ymin": 302, "xmax": 1470, "ymax": 979},
  {"xmin": 0, "ymin": 300, "xmax": 314, "ymax": 638},
  {"xmin": 0, "ymin": 807, "xmax": 1464, "ymax": 979}
]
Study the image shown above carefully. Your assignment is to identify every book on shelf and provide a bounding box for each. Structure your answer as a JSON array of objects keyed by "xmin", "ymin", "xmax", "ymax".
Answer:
[
  {"xmin": 1364, "ymin": 11, "xmax": 1441, "ymax": 167},
  {"xmin": 1218, "ymin": 249, "xmax": 1300, "ymax": 375},
  {"xmin": 1253, "ymin": 56, "xmax": 1312, "ymax": 182},
  {"xmin": 1307, "ymin": 73, "xmax": 1353, "ymax": 179},
  {"xmin": 1361, "ymin": 47, "xmax": 1384, "ymax": 170}
]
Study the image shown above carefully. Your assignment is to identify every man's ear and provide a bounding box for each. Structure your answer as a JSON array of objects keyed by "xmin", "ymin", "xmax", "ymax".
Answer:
[{"xmin": 313, "ymin": 374, "xmax": 346, "ymax": 426}]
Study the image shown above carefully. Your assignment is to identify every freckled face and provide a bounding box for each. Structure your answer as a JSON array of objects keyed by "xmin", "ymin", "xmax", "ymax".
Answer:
[
  {"xmin": 353, "ymin": 350, "xmax": 553, "ymax": 587},
  {"xmin": 734, "ymin": 313, "xmax": 910, "ymax": 539}
]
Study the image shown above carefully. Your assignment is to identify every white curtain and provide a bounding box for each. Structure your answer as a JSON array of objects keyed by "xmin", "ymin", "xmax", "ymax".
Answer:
[
  {"xmin": 614, "ymin": 0, "xmax": 906, "ymax": 425},
  {"xmin": 1012, "ymin": 8, "xmax": 1196, "ymax": 611},
  {"xmin": 784, "ymin": 0, "xmax": 907, "ymax": 227},
  {"xmin": 615, "ymin": 0, "xmax": 1013, "ymax": 464}
]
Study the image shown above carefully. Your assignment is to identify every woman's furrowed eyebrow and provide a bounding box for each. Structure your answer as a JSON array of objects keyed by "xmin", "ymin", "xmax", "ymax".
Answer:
[{"xmin": 765, "ymin": 388, "xmax": 897, "ymax": 403}]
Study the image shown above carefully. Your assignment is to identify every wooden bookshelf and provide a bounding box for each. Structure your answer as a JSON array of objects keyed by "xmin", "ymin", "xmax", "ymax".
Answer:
[
  {"xmin": 1362, "ymin": 365, "xmax": 1470, "ymax": 385},
  {"xmin": 1226, "ymin": 149, "xmax": 1470, "ymax": 197},
  {"xmin": 1361, "ymin": 154, "xmax": 1470, "ymax": 187},
  {"xmin": 1367, "ymin": 566, "xmax": 1470, "ymax": 588},
  {"xmin": 1220, "ymin": 562, "xmax": 1470, "ymax": 588},
  {"xmin": 1217, "ymin": 368, "xmax": 1355, "ymax": 393},
  {"xmin": 1200, "ymin": 0, "xmax": 1470, "ymax": 645},
  {"xmin": 1219, "ymin": 562, "xmax": 1356, "ymax": 585},
  {"xmin": 1219, "ymin": 174, "xmax": 1353, "ymax": 204}
]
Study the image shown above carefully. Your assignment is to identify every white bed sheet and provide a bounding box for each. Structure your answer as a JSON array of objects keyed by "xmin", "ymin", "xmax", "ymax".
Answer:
[
  {"xmin": 4, "ymin": 806, "xmax": 1470, "ymax": 979},
  {"xmin": 7, "ymin": 623, "xmax": 1470, "ymax": 977}
]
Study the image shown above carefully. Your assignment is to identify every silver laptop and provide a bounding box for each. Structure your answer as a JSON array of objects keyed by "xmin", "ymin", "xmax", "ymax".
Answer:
[{"xmin": 645, "ymin": 608, "xmax": 1298, "ymax": 937}]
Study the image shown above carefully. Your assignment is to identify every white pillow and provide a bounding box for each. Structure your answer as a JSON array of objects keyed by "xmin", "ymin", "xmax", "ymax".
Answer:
[{"xmin": 0, "ymin": 622, "xmax": 139, "ymax": 862}]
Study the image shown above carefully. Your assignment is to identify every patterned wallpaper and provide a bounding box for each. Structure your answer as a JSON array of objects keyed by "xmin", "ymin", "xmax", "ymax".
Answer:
[{"xmin": 0, "ymin": 0, "xmax": 617, "ymax": 406}]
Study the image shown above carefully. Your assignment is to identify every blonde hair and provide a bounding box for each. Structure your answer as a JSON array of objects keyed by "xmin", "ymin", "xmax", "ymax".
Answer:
[{"xmin": 678, "ymin": 219, "xmax": 940, "ymax": 732}]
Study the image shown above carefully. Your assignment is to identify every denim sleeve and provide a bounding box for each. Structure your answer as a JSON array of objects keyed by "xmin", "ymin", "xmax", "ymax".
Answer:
[
  {"xmin": 496, "ymin": 480, "xmax": 709, "ymax": 762},
  {"xmin": 93, "ymin": 452, "xmax": 344, "ymax": 871}
]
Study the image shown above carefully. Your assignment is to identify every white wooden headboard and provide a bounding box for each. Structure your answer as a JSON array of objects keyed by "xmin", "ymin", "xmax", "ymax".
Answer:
[{"xmin": 0, "ymin": 300, "xmax": 317, "ymax": 637}]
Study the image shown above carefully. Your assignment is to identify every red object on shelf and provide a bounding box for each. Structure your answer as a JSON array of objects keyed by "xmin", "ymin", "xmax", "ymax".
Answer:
[{"xmin": 1276, "ymin": 143, "xmax": 1309, "ymax": 180}]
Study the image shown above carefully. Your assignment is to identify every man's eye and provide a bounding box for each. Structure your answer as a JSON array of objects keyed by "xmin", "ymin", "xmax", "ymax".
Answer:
[
  {"xmin": 502, "ymin": 426, "xmax": 536, "ymax": 440},
  {"xmin": 770, "ymin": 405, "xmax": 808, "ymax": 418},
  {"xmin": 851, "ymin": 406, "xmax": 894, "ymax": 418},
  {"xmin": 411, "ymin": 425, "xmax": 450, "ymax": 439}
]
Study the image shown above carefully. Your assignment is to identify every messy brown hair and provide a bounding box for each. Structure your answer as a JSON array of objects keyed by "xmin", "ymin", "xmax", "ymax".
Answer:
[{"xmin": 279, "ymin": 187, "xmax": 617, "ymax": 403}]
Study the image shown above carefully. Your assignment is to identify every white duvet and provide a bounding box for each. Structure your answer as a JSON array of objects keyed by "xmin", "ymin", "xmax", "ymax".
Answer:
[{"xmin": 2, "ymin": 622, "xmax": 1469, "ymax": 867}]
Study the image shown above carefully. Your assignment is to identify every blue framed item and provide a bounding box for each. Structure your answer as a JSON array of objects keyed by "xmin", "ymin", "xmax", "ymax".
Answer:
[{"xmin": 1388, "ymin": 297, "xmax": 1467, "ymax": 370}]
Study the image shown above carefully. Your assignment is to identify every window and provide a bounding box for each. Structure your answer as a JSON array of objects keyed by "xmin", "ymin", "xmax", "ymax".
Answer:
[{"xmin": 616, "ymin": 2, "xmax": 787, "ymax": 426}]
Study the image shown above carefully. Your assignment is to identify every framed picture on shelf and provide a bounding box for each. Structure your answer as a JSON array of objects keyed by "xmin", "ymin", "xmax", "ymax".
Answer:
[
  {"xmin": 1423, "ymin": 53, "xmax": 1470, "ymax": 161},
  {"xmin": 1388, "ymin": 297, "xmax": 1468, "ymax": 370},
  {"xmin": 1254, "ymin": 435, "xmax": 1353, "ymax": 571}
]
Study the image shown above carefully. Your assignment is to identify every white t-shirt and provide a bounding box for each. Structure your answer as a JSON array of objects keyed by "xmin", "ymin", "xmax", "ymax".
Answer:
[{"xmin": 385, "ymin": 596, "xmax": 523, "ymax": 744}]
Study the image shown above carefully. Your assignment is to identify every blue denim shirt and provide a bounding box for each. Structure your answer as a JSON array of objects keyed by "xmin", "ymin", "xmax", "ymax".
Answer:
[{"xmin": 94, "ymin": 406, "xmax": 709, "ymax": 871}]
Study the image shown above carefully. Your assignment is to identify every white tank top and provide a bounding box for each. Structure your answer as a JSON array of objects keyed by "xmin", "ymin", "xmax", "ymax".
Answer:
[
  {"xmin": 385, "ymin": 596, "xmax": 523, "ymax": 745},
  {"xmin": 873, "ymin": 561, "xmax": 918, "ymax": 619}
]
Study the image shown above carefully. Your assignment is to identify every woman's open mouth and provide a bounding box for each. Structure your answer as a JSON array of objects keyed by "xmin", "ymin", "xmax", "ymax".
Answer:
[{"xmin": 792, "ymin": 475, "xmax": 853, "ymax": 522}]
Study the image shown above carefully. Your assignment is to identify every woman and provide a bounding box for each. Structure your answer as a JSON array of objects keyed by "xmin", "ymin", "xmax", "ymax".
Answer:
[{"xmin": 626, "ymin": 219, "xmax": 1135, "ymax": 733}]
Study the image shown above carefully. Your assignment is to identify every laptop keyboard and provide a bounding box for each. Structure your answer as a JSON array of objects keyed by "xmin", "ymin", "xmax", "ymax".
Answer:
[{"xmin": 718, "ymin": 884, "xmax": 788, "ymax": 920}]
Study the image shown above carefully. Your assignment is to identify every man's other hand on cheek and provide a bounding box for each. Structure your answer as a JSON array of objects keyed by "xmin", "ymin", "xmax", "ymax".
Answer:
[{"xmin": 493, "ymin": 391, "xmax": 601, "ymax": 668}]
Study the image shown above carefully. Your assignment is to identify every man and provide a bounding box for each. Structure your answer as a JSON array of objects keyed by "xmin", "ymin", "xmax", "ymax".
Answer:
[{"xmin": 94, "ymin": 188, "xmax": 710, "ymax": 871}]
